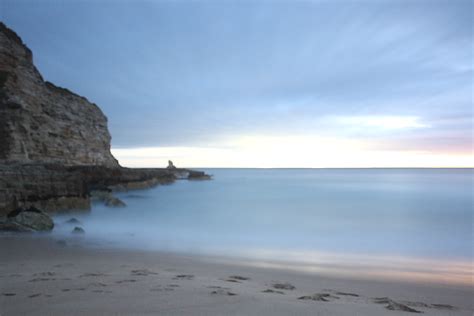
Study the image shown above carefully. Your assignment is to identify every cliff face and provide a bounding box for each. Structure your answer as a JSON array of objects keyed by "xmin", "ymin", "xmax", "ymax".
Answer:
[
  {"xmin": 0, "ymin": 22, "xmax": 118, "ymax": 167},
  {"xmin": 0, "ymin": 23, "xmax": 210, "ymax": 217}
]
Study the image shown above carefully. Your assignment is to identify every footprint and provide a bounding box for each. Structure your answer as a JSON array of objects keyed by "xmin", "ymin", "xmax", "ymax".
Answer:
[
  {"xmin": 73, "ymin": 288, "xmax": 86, "ymax": 291},
  {"xmin": 173, "ymin": 274, "xmax": 194, "ymax": 280},
  {"xmin": 335, "ymin": 291, "xmax": 359, "ymax": 297},
  {"xmin": 431, "ymin": 304, "xmax": 455, "ymax": 310},
  {"xmin": 34, "ymin": 272, "xmax": 56, "ymax": 277},
  {"xmin": 373, "ymin": 297, "xmax": 422, "ymax": 313},
  {"xmin": 28, "ymin": 293, "xmax": 41, "ymax": 298},
  {"xmin": 272, "ymin": 282, "xmax": 296, "ymax": 290},
  {"xmin": 80, "ymin": 273, "xmax": 107, "ymax": 278},
  {"xmin": 131, "ymin": 269, "xmax": 158, "ymax": 276},
  {"xmin": 2, "ymin": 293, "xmax": 16, "ymax": 297},
  {"xmin": 211, "ymin": 289, "xmax": 237, "ymax": 296},
  {"xmin": 207, "ymin": 286, "xmax": 230, "ymax": 290},
  {"xmin": 262, "ymin": 289, "xmax": 285, "ymax": 295},
  {"xmin": 228, "ymin": 275, "xmax": 250, "ymax": 281},
  {"xmin": 115, "ymin": 279, "xmax": 137, "ymax": 284},
  {"xmin": 29, "ymin": 278, "xmax": 56, "ymax": 282},
  {"xmin": 224, "ymin": 279, "xmax": 240, "ymax": 283},
  {"xmin": 89, "ymin": 282, "xmax": 107, "ymax": 287},
  {"xmin": 298, "ymin": 293, "xmax": 339, "ymax": 302}
]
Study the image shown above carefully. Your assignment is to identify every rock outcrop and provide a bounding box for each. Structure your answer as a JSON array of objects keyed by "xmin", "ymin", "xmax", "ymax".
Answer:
[
  {"xmin": 0, "ymin": 22, "xmax": 210, "ymax": 218},
  {"xmin": 0, "ymin": 22, "xmax": 118, "ymax": 167},
  {"xmin": 0, "ymin": 207, "xmax": 54, "ymax": 232}
]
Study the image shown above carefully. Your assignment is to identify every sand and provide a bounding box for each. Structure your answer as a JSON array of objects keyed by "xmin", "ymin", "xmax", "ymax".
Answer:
[{"xmin": 0, "ymin": 236, "xmax": 472, "ymax": 315}]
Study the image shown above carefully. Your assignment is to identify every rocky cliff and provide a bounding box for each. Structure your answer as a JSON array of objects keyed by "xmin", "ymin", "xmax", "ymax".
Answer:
[
  {"xmin": 0, "ymin": 22, "xmax": 118, "ymax": 167},
  {"xmin": 0, "ymin": 22, "xmax": 209, "ymax": 217}
]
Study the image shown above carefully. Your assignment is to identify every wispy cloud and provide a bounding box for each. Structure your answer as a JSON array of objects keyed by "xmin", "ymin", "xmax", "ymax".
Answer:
[{"xmin": 3, "ymin": 0, "xmax": 472, "ymax": 166}]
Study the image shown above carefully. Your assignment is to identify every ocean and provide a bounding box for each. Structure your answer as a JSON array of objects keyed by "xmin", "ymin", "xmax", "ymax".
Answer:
[{"xmin": 53, "ymin": 168, "xmax": 473, "ymax": 285}]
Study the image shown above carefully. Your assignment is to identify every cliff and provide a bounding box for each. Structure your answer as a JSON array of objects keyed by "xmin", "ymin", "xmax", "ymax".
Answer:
[
  {"xmin": 0, "ymin": 22, "xmax": 209, "ymax": 217},
  {"xmin": 0, "ymin": 22, "xmax": 118, "ymax": 166}
]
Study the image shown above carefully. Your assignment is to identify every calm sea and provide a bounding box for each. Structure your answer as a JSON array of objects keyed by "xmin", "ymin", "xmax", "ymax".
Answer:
[{"xmin": 53, "ymin": 168, "xmax": 473, "ymax": 285}]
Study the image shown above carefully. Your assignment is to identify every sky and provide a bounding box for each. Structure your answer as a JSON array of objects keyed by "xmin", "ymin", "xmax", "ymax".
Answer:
[{"xmin": 1, "ymin": 0, "xmax": 472, "ymax": 167}]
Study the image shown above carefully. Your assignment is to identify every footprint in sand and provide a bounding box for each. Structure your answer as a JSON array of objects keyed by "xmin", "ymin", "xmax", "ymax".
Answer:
[
  {"xmin": 73, "ymin": 288, "xmax": 86, "ymax": 291},
  {"xmin": 34, "ymin": 272, "xmax": 56, "ymax": 277},
  {"xmin": 80, "ymin": 273, "xmax": 107, "ymax": 278},
  {"xmin": 92, "ymin": 289, "xmax": 112, "ymax": 293},
  {"xmin": 2, "ymin": 293, "xmax": 16, "ymax": 297},
  {"xmin": 272, "ymin": 282, "xmax": 296, "ymax": 290},
  {"xmin": 173, "ymin": 274, "xmax": 194, "ymax": 280},
  {"xmin": 334, "ymin": 291, "xmax": 359, "ymax": 297},
  {"xmin": 115, "ymin": 279, "xmax": 137, "ymax": 284},
  {"xmin": 131, "ymin": 269, "xmax": 158, "ymax": 276},
  {"xmin": 431, "ymin": 304, "xmax": 456, "ymax": 310},
  {"xmin": 28, "ymin": 293, "xmax": 41, "ymax": 298},
  {"xmin": 210, "ymin": 289, "xmax": 237, "ymax": 296},
  {"xmin": 262, "ymin": 289, "xmax": 285, "ymax": 295},
  {"xmin": 373, "ymin": 297, "xmax": 422, "ymax": 313},
  {"xmin": 207, "ymin": 286, "xmax": 230, "ymax": 290},
  {"xmin": 228, "ymin": 275, "xmax": 250, "ymax": 281},
  {"xmin": 28, "ymin": 277, "xmax": 56, "ymax": 282},
  {"xmin": 298, "ymin": 293, "xmax": 339, "ymax": 302}
]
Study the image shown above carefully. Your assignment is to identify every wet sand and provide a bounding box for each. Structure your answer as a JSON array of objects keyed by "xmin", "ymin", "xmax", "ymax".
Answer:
[{"xmin": 0, "ymin": 236, "xmax": 472, "ymax": 315}]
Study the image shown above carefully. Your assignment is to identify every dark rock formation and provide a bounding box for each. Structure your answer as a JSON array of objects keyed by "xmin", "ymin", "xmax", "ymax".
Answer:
[
  {"xmin": 0, "ymin": 22, "xmax": 118, "ymax": 167},
  {"xmin": 167, "ymin": 160, "xmax": 176, "ymax": 169},
  {"xmin": 0, "ymin": 22, "xmax": 211, "ymax": 218},
  {"xmin": 0, "ymin": 207, "xmax": 54, "ymax": 232}
]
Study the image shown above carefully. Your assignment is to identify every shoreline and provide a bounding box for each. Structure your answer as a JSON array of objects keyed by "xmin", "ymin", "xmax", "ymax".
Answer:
[{"xmin": 1, "ymin": 236, "xmax": 472, "ymax": 315}]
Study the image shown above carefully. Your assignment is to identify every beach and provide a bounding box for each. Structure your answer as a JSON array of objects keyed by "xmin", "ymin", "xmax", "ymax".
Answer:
[{"xmin": 1, "ymin": 236, "xmax": 472, "ymax": 316}]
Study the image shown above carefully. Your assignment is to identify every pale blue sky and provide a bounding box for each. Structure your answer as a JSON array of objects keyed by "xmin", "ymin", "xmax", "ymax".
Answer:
[{"xmin": 1, "ymin": 0, "xmax": 472, "ymax": 167}]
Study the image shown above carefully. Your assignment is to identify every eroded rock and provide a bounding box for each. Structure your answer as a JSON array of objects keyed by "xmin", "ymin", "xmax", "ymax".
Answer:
[{"xmin": 0, "ymin": 207, "xmax": 54, "ymax": 232}]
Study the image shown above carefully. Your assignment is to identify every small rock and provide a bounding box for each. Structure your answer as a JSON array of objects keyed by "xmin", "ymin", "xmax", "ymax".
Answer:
[
  {"xmin": 65, "ymin": 218, "xmax": 81, "ymax": 225},
  {"xmin": 105, "ymin": 197, "xmax": 126, "ymax": 207},
  {"xmin": 167, "ymin": 160, "xmax": 176, "ymax": 169},
  {"xmin": 72, "ymin": 226, "xmax": 85, "ymax": 234}
]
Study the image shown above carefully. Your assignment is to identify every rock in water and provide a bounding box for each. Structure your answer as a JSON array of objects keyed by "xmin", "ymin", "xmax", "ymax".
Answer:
[
  {"xmin": 105, "ymin": 197, "xmax": 126, "ymax": 207},
  {"xmin": 167, "ymin": 160, "xmax": 177, "ymax": 169},
  {"xmin": 90, "ymin": 190, "xmax": 126, "ymax": 207},
  {"xmin": 0, "ymin": 207, "xmax": 54, "ymax": 232},
  {"xmin": 72, "ymin": 226, "xmax": 85, "ymax": 234},
  {"xmin": 65, "ymin": 217, "xmax": 81, "ymax": 225}
]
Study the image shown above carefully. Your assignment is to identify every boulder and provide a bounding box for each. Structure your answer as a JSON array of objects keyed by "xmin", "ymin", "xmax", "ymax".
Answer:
[
  {"xmin": 167, "ymin": 160, "xmax": 177, "ymax": 169},
  {"xmin": 0, "ymin": 207, "xmax": 54, "ymax": 232}
]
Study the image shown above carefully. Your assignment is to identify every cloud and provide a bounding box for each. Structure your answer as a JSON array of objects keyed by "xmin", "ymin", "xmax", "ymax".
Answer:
[{"xmin": 334, "ymin": 115, "xmax": 428, "ymax": 130}]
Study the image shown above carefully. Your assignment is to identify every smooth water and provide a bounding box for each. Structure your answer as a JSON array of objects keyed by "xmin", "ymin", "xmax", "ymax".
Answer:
[{"xmin": 53, "ymin": 169, "xmax": 473, "ymax": 284}]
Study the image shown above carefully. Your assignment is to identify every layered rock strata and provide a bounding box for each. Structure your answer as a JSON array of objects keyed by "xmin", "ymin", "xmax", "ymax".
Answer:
[{"xmin": 0, "ymin": 22, "xmax": 210, "ymax": 217}]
